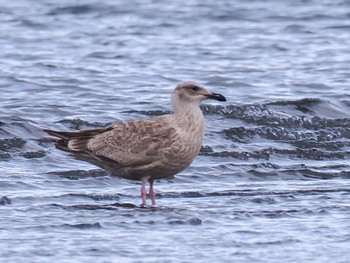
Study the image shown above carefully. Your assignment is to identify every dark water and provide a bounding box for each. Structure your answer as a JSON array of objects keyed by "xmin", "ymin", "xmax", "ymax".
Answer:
[{"xmin": 1, "ymin": 0, "xmax": 350, "ymax": 262}]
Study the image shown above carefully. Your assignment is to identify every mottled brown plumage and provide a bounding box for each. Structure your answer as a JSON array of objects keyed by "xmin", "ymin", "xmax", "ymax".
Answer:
[{"xmin": 44, "ymin": 81, "xmax": 226, "ymax": 205}]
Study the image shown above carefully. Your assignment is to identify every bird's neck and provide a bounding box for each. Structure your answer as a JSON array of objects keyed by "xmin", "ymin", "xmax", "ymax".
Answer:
[{"xmin": 173, "ymin": 101, "xmax": 205, "ymax": 135}]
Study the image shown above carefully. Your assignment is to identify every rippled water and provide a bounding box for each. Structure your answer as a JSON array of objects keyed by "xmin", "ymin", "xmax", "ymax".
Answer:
[{"xmin": 1, "ymin": 0, "xmax": 350, "ymax": 262}]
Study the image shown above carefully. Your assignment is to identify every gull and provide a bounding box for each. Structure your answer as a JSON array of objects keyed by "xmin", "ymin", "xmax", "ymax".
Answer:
[{"xmin": 44, "ymin": 82, "xmax": 226, "ymax": 206}]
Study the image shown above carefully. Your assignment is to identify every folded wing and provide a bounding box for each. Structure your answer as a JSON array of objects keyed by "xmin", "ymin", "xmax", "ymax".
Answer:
[{"xmin": 44, "ymin": 116, "xmax": 177, "ymax": 168}]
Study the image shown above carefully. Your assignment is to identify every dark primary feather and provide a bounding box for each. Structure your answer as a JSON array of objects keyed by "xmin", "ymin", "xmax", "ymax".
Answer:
[
  {"xmin": 43, "ymin": 127, "xmax": 113, "ymax": 140},
  {"xmin": 43, "ymin": 126, "xmax": 113, "ymax": 150}
]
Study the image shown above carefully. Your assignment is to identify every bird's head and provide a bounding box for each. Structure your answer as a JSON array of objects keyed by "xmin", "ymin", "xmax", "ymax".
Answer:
[{"xmin": 172, "ymin": 81, "xmax": 226, "ymax": 105}]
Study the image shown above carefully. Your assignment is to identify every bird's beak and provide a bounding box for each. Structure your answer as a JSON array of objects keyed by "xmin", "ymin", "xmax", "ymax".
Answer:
[{"xmin": 206, "ymin": 92, "xmax": 227, "ymax": 102}]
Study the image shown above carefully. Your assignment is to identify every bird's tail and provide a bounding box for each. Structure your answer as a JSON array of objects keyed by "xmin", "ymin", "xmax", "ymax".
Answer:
[{"xmin": 43, "ymin": 126, "xmax": 113, "ymax": 151}]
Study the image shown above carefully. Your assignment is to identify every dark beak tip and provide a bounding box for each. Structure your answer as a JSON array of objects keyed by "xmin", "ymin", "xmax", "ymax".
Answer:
[
  {"xmin": 219, "ymin": 96, "xmax": 227, "ymax": 102},
  {"xmin": 209, "ymin": 92, "xmax": 227, "ymax": 102}
]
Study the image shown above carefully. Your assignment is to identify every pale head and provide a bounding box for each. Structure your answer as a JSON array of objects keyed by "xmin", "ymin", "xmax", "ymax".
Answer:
[{"xmin": 172, "ymin": 81, "xmax": 226, "ymax": 105}]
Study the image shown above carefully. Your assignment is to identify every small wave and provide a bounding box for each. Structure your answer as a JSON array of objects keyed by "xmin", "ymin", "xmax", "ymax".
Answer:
[
  {"xmin": 0, "ymin": 196, "xmax": 12, "ymax": 205},
  {"xmin": 224, "ymin": 125, "xmax": 349, "ymax": 143},
  {"xmin": 231, "ymin": 208, "xmax": 329, "ymax": 219},
  {"xmin": 50, "ymin": 203, "xmax": 120, "ymax": 211},
  {"xmin": 208, "ymin": 98, "xmax": 350, "ymax": 120},
  {"xmin": 250, "ymin": 196, "xmax": 276, "ymax": 204},
  {"xmin": 160, "ymin": 188, "xmax": 350, "ymax": 199},
  {"xmin": 168, "ymin": 217, "xmax": 202, "ymax": 225},
  {"xmin": 200, "ymin": 147, "xmax": 273, "ymax": 161},
  {"xmin": 0, "ymin": 138, "xmax": 26, "ymax": 151},
  {"xmin": 62, "ymin": 222, "xmax": 102, "ymax": 229},
  {"xmin": 56, "ymin": 119, "xmax": 110, "ymax": 130},
  {"xmin": 47, "ymin": 4, "xmax": 112, "ymax": 16},
  {"xmin": 21, "ymin": 150, "xmax": 46, "ymax": 159},
  {"xmin": 63, "ymin": 193, "xmax": 120, "ymax": 201},
  {"xmin": 19, "ymin": 19, "xmax": 47, "ymax": 29},
  {"xmin": 122, "ymin": 109, "xmax": 171, "ymax": 116},
  {"xmin": 51, "ymin": 169, "xmax": 109, "ymax": 180}
]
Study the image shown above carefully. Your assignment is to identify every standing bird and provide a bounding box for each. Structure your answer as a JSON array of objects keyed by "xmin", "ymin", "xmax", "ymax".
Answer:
[{"xmin": 44, "ymin": 82, "xmax": 226, "ymax": 206}]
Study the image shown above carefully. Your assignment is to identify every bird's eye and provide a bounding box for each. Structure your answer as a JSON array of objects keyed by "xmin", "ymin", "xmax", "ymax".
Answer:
[{"xmin": 191, "ymin": 86, "xmax": 199, "ymax": 92}]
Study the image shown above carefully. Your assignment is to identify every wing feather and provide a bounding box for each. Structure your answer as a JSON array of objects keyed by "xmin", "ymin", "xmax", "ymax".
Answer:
[{"xmin": 87, "ymin": 116, "xmax": 177, "ymax": 166}]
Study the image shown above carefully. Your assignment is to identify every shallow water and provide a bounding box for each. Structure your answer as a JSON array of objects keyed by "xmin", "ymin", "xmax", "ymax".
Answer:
[{"xmin": 1, "ymin": 0, "xmax": 350, "ymax": 262}]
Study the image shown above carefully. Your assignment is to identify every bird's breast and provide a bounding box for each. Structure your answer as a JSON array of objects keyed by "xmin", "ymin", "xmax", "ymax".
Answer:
[{"xmin": 163, "ymin": 113, "xmax": 205, "ymax": 166}]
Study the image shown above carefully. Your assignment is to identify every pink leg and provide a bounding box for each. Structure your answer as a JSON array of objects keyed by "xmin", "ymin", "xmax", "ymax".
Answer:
[
  {"xmin": 149, "ymin": 180, "xmax": 156, "ymax": 205},
  {"xmin": 141, "ymin": 180, "xmax": 147, "ymax": 205}
]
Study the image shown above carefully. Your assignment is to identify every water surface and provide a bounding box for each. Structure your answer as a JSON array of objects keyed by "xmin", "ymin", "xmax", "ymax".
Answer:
[{"xmin": 1, "ymin": 0, "xmax": 350, "ymax": 262}]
